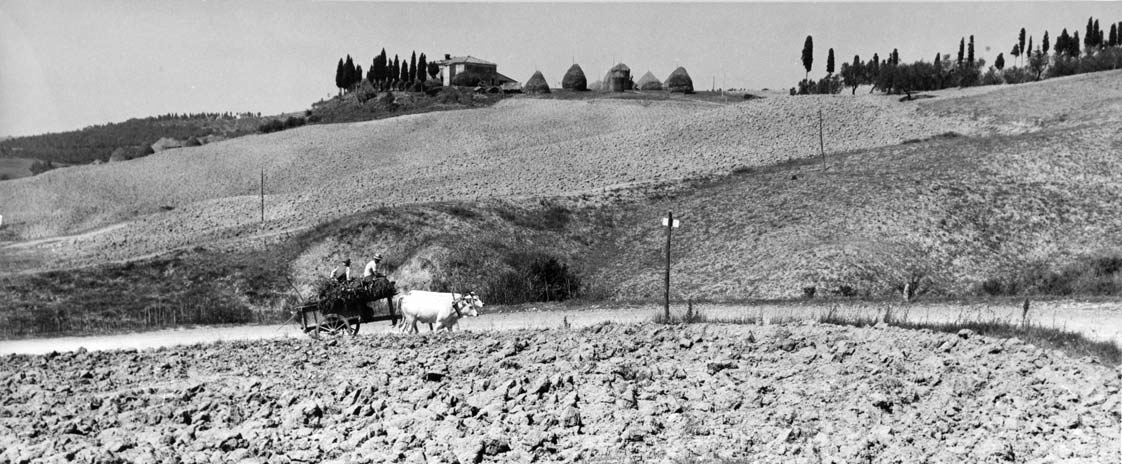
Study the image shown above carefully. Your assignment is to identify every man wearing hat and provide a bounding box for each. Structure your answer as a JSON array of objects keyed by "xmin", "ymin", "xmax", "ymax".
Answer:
[
  {"xmin": 330, "ymin": 258, "xmax": 352, "ymax": 283},
  {"xmin": 363, "ymin": 254, "xmax": 384, "ymax": 278}
]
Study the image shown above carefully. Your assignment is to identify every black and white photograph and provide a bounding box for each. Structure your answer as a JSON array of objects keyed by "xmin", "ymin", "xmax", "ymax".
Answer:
[{"xmin": 1, "ymin": 1, "xmax": 1121, "ymax": 462}]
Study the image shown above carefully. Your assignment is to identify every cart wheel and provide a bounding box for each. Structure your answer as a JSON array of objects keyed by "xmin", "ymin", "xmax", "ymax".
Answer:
[{"xmin": 318, "ymin": 314, "xmax": 354, "ymax": 339}]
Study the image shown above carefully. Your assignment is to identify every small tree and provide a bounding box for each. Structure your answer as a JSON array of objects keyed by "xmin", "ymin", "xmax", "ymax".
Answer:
[
  {"xmin": 1011, "ymin": 43, "xmax": 1020, "ymax": 66},
  {"xmin": 354, "ymin": 65, "xmax": 363, "ymax": 88},
  {"xmin": 841, "ymin": 54, "xmax": 863, "ymax": 94},
  {"xmin": 427, "ymin": 62, "xmax": 440, "ymax": 80},
  {"xmin": 890, "ymin": 48, "xmax": 900, "ymax": 66},
  {"xmin": 826, "ymin": 48, "xmax": 835, "ymax": 75},
  {"xmin": 1029, "ymin": 50, "xmax": 1047, "ymax": 80},
  {"xmin": 802, "ymin": 36, "xmax": 814, "ymax": 80},
  {"xmin": 1043, "ymin": 30, "xmax": 1051, "ymax": 55},
  {"xmin": 995, "ymin": 52, "xmax": 1005, "ymax": 70}
]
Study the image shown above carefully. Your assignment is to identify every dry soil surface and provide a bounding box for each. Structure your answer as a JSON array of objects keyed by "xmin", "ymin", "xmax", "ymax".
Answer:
[
  {"xmin": 1, "ymin": 323, "xmax": 1118, "ymax": 463},
  {"xmin": 3, "ymin": 300, "xmax": 1119, "ymax": 356}
]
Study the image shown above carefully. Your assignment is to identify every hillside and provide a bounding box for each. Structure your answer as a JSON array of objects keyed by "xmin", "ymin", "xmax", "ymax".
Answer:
[
  {"xmin": 2, "ymin": 70, "xmax": 1122, "ymax": 336},
  {"xmin": 0, "ymin": 90, "xmax": 977, "ymax": 269}
]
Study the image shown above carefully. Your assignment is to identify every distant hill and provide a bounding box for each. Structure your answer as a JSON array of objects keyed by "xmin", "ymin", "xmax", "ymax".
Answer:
[{"xmin": 0, "ymin": 113, "xmax": 266, "ymax": 164}]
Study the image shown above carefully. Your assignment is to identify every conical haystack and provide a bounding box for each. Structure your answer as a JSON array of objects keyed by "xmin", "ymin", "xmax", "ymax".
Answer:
[
  {"xmin": 525, "ymin": 70, "xmax": 550, "ymax": 94},
  {"xmin": 608, "ymin": 63, "xmax": 631, "ymax": 92},
  {"xmin": 637, "ymin": 71, "xmax": 662, "ymax": 91},
  {"xmin": 665, "ymin": 66, "xmax": 694, "ymax": 93},
  {"xmin": 562, "ymin": 64, "xmax": 588, "ymax": 91}
]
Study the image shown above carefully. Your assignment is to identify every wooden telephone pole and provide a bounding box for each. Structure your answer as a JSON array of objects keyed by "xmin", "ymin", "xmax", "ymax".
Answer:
[
  {"xmin": 819, "ymin": 109, "xmax": 827, "ymax": 171},
  {"xmin": 259, "ymin": 167, "xmax": 265, "ymax": 223},
  {"xmin": 662, "ymin": 211, "xmax": 680, "ymax": 320}
]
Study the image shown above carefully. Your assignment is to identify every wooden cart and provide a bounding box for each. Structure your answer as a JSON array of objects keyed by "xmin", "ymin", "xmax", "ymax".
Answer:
[{"xmin": 297, "ymin": 278, "xmax": 399, "ymax": 338}]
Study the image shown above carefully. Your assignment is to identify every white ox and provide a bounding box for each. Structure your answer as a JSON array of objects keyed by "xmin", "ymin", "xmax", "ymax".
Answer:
[{"xmin": 395, "ymin": 290, "xmax": 483, "ymax": 333}]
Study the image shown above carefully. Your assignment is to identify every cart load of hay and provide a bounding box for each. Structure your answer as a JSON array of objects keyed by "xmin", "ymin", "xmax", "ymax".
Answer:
[{"xmin": 314, "ymin": 276, "xmax": 397, "ymax": 307}]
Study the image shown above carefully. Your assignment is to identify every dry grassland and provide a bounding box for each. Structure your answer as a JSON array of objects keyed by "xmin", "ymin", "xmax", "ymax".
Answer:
[{"xmin": 0, "ymin": 90, "xmax": 980, "ymax": 271}]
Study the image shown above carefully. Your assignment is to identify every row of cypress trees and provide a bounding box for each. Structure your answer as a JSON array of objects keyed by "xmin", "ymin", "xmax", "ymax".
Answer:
[
  {"xmin": 798, "ymin": 15, "xmax": 1121, "ymax": 96},
  {"xmin": 334, "ymin": 50, "xmax": 443, "ymax": 94}
]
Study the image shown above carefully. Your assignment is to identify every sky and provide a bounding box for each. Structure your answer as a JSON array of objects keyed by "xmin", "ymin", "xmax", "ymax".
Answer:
[{"xmin": 1, "ymin": 1, "xmax": 1120, "ymax": 137}]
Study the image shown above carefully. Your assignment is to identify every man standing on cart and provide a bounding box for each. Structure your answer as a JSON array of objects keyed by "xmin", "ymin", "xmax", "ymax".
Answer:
[
  {"xmin": 363, "ymin": 254, "xmax": 384, "ymax": 278},
  {"xmin": 330, "ymin": 258, "xmax": 352, "ymax": 282}
]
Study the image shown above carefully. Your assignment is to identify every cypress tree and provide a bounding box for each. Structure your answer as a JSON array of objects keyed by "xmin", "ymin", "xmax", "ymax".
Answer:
[
  {"xmin": 968, "ymin": 35, "xmax": 975, "ymax": 67},
  {"xmin": 1019, "ymin": 28, "xmax": 1026, "ymax": 64},
  {"xmin": 801, "ymin": 36, "xmax": 814, "ymax": 80},
  {"xmin": 1058, "ymin": 29, "xmax": 1071, "ymax": 57},
  {"xmin": 1110, "ymin": 24, "xmax": 1118, "ymax": 47},
  {"xmin": 995, "ymin": 52, "xmax": 1005, "ymax": 70},
  {"xmin": 1043, "ymin": 31, "xmax": 1050, "ymax": 54},
  {"xmin": 1026, "ymin": 36, "xmax": 1032, "ymax": 58},
  {"xmin": 400, "ymin": 61, "xmax": 409, "ymax": 89},
  {"xmin": 409, "ymin": 51, "xmax": 418, "ymax": 82},
  {"xmin": 344, "ymin": 55, "xmax": 356, "ymax": 90},
  {"xmin": 958, "ymin": 38, "xmax": 965, "ymax": 67},
  {"xmin": 354, "ymin": 65, "xmax": 363, "ymax": 88},
  {"xmin": 1011, "ymin": 44, "xmax": 1020, "ymax": 65},
  {"xmin": 1073, "ymin": 31, "xmax": 1081, "ymax": 56},
  {"xmin": 826, "ymin": 48, "xmax": 835, "ymax": 75},
  {"xmin": 891, "ymin": 48, "xmax": 899, "ymax": 66},
  {"xmin": 417, "ymin": 54, "xmax": 428, "ymax": 82},
  {"xmin": 1085, "ymin": 18, "xmax": 1094, "ymax": 49},
  {"xmin": 392, "ymin": 55, "xmax": 400, "ymax": 86},
  {"xmin": 335, "ymin": 58, "xmax": 345, "ymax": 94},
  {"xmin": 868, "ymin": 53, "xmax": 880, "ymax": 84}
]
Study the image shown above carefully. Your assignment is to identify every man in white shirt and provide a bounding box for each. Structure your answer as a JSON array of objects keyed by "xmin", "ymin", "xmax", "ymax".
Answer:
[
  {"xmin": 363, "ymin": 254, "xmax": 383, "ymax": 278},
  {"xmin": 330, "ymin": 259, "xmax": 352, "ymax": 282}
]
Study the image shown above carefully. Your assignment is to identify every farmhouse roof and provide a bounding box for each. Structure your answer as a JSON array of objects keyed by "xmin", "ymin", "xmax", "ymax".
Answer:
[
  {"xmin": 437, "ymin": 56, "xmax": 496, "ymax": 66},
  {"xmin": 494, "ymin": 72, "xmax": 517, "ymax": 84}
]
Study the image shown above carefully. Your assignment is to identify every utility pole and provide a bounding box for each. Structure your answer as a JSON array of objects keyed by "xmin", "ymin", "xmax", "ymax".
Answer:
[
  {"xmin": 819, "ymin": 109, "xmax": 826, "ymax": 171},
  {"xmin": 662, "ymin": 211, "xmax": 680, "ymax": 320},
  {"xmin": 259, "ymin": 167, "xmax": 265, "ymax": 223}
]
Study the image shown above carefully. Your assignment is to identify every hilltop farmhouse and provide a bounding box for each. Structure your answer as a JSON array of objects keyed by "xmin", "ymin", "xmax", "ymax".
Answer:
[{"xmin": 435, "ymin": 54, "xmax": 519, "ymax": 90}]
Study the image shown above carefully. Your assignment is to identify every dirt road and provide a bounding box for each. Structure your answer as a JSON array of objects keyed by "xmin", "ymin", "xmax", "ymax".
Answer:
[{"xmin": 2, "ymin": 300, "xmax": 1118, "ymax": 355}]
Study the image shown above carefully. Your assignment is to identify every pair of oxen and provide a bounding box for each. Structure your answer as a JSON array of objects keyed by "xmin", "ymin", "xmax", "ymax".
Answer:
[{"xmin": 394, "ymin": 290, "xmax": 484, "ymax": 333}]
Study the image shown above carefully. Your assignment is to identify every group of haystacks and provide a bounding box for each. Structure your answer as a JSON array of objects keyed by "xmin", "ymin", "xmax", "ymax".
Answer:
[{"xmin": 522, "ymin": 63, "xmax": 694, "ymax": 94}]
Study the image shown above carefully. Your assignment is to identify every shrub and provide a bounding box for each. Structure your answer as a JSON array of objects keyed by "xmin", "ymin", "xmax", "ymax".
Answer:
[
  {"xmin": 802, "ymin": 286, "xmax": 816, "ymax": 299},
  {"xmin": 258, "ymin": 119, "xmax": 285, "ymax": 134},
  {"xmin": 29, "ymin": 160, "xmax": 56, "ymax": 175},
  {"xmin": 450, "ymin": 71, "xmax": 485, "ymax": 87},
  {"xmin": 484, "ymin": 254, "xmax": 582, "ymax": 305}
]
